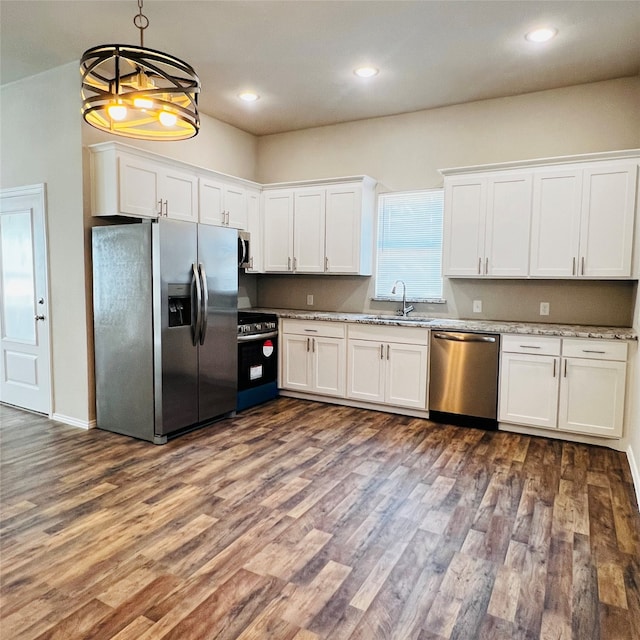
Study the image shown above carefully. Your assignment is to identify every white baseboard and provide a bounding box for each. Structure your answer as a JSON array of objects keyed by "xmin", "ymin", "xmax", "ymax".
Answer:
[
  {"xmin": 627, "ymin": 444, "xmax": 640, "ymax": 511},
  {"xmin": 52, "ymin": 413, "xmax": 96, "ymax": 430}
]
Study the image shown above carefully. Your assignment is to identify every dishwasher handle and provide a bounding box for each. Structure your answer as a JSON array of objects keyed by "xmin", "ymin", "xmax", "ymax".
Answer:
[{"xmin": 432, "ymin": 332, "xmax": 497, "ymax": 343}]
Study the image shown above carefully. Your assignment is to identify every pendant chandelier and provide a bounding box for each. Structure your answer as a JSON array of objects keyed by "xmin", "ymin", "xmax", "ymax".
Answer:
[{"xmin": 80, "ymin": 0, "xmax": 200, "ymax": 141}]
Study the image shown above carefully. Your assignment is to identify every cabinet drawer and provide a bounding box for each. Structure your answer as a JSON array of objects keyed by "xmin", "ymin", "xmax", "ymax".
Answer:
[
  {"xmin": 281, "ymin": 319, "xmax": 345, "ymax": 339},
  {"xmin": 347, "ymin": 323, "xmax": 429, "ymax": 345},
  {"xmin": 562, "ymin": 338, "xmax": 627, "ymax": 361},
  {"xmin": 501, "ymin": 334, "xmax": 561, "ymax": 356}
]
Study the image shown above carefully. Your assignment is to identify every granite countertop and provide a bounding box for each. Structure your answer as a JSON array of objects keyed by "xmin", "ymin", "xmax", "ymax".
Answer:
[{"xmin": 257, "ymin": 309, "xmax": 637, "ymax": 340}]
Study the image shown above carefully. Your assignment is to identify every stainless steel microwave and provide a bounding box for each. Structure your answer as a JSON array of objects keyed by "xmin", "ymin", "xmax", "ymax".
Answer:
[{"xmin": 238, "ymin": 231, "xmax": 251, "ymax": 269}]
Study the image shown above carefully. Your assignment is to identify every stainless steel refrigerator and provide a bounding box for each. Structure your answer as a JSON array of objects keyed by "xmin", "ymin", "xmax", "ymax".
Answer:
[{"xmin": 92, "ymin": 219, "xmax": 237, "ymax": 443}]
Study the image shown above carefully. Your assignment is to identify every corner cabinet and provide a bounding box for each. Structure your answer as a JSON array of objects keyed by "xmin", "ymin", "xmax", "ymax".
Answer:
[
  {"xmin": 262, "ymin": 176, "xmax": 376, "ymax": 275},
  {"xmin": 441, "ymin": 151, "xmax": 639, "ymax": 280},
  {"xmin": 499, "ymin": 334, "xmax": 628, "ymax": 438}
]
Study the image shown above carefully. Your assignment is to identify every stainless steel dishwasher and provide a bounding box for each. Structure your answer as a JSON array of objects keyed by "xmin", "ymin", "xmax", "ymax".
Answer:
[{"xmin": 429, "ymin": 331, "xmax": 500, "ymax": 428}]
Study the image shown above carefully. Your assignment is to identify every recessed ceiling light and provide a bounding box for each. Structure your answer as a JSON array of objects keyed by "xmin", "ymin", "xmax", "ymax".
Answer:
[
  {"xmin": 525, "ymin": 27, "xmax": 558, "ymax": 43},
  {"xmin": 354, "ymin": 66, "xmax": 379, "ymax": 78},
  {"xmin": 238, "ymin": 92, "xmax": 260, "ymax": 102}
]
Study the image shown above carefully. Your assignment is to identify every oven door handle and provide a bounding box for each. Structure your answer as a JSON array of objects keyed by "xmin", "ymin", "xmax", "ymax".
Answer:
[{"xmin": 237, "ymin": 330, "xmax": 279, "ymax": 343}]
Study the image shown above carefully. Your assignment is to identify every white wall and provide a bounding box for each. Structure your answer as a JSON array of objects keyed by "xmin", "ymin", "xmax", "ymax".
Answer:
[{"xmin": 0, "ymin": 63, "xmax": 90, "ymax": 425}]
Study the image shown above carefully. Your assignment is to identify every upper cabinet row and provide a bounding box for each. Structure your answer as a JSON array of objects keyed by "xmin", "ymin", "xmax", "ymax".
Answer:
[
  {"xmin": 442, "ymin": 156, "xmax": 639, "ymax": 279},
  {"xmin": 89, "ymin": 142, "xmax": 376, "ymax": 276},
  {"xmin": 262, "ymin": 180, "xmax": 375, "ymax": 275}
]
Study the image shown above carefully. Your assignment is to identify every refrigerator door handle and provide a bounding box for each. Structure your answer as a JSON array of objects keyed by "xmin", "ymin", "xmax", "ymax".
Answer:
[
  {"xmin": 198, "ymin": 263, "xmax": 209, "ymax": 345},
  {"xmin": 191, "ymin": 262, "xmax": 202, "ymax": 346}
]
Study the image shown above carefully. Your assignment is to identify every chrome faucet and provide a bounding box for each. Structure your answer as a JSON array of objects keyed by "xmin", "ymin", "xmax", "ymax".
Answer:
[{"xmin": 391, "ymin": 280, "xmax": 414, "ymax": 317}]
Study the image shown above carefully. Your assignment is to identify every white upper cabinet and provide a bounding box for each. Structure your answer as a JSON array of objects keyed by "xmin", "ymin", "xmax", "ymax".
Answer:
[
  {"xmin": 262, "ymin": 177, "xmax": 375, "ymax": 275},
  {"xmin": 199, "ymin": 177, "xmax": 248, "ymax": 230},
  {"xmin": 293, "ymin": 188, "xmax": 326, "ymax": 273},
  {"xmin": 443, "ymin": 172, "xmax": 532, "ymax": 277},
  {"xmin": 530, "ymin": 162, "xmax": 637, "ymax": 278},
  {"xmin": 263, "ymin": 190, "xmax": 294, "ymax": 272},
  {"xmin": 244, "ymin": 188, "xmax": 262, "ymax": 273},
  {"xmin": 530, "ymin": 169, "xmax": 582, "ymax": 277},
  {"xmin": 443, "ymin": 151, "xmax": 639, "ymax": 280},
  {"xmin": 95, "ymin": 146, "xmax": 197, "ymax": 221}
]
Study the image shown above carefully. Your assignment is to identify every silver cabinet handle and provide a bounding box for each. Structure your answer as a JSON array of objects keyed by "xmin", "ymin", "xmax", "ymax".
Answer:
[
  {"xmin": 34, "ymin": 314, "xmax": 46, "ymax": 321},
  {"xmin": 312, "ymin": 338, "xmax": 315, "ymax": 353},
  {"xmin": 222, "ymin": 211, "xmax": 227, "ymax": 225},
  {"xmin": 293, "ymin": 257, "xmax": 297, "ymax": 271},
  {"xmin": 237, "ymin": 330, "xmax": 279, "ymax": 343},
  {"xmin": 485, "ymin": 257, "xmax": 488, "ymax": 275},
  {"xmin": 520, "ymin": 345, "xmax": 542, "ymax": 349},
  {"xmin": 478, "ymin": 257, "xmax": 482, "ymax": 275},
  {"xmin": 553, "ymin": 359, "xmax": 557, "ymax": 377},
  {"xmin": 306, "ymin": 337, "xmax": 310, "ymax": 352},
  {"xmin": 163, "ymin": 200, "xmax": 169, "ymax": 216},
  {"xmin": 158, "ymin": 200, "xmax": 163, "ymax": 216},
  {"xmin": 572, "ymin": 257, "xmax": 576, "ymax": 275},
  {"xmin": 582, "ymin": 349, "xmax": 605, "ymax": 354},
  {"xmin": 325, "ymin": 256, "xmax": 329, "ymax": 271},
  {"xmin": 198, "ymin": 263, "xmax": 208, "ymax": 346},
  {"xmin": 564, "ymin": 360, "xmax": 568, "ymax": 377},
  {"xmin": 380, "ymin": 344, "xmax": 384, "ymax": 359},
  {"xmin": 581, "ymin": 256, "xmax": 585, "ymax": 275},
  {"xmin": 386, "ymin": 344, "xmax": 390, "ymax": 360},
  {"xmin": 304, "ymin": 329, "xmax": 318, "ymax": 333},
  {"xmin": 249, "ymin": 257, "xmax": 253, "ymax": 270},
  {"xmin": 288, "ymin": 257, "xmax": 292, "ymax": 271}
]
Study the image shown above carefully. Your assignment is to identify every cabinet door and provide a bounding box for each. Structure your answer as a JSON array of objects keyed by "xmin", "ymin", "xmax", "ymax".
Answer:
[
  {"xmin": 498, "ymin": 353, "xmax": 559, "ymax": 429},
  {"xmin": 325, "ymin": 185, "xmax": 364, "ymax": 274},
  {"xmin": 294, "ymin": 188, "xmax": 325, "ymax": 273},
  {"xmin": 530, "ymin": 170, "xmax": 582, "ymax": 277},
  {"xmin": 579, "ymin": 164, "xmax": 636, "ymax": 278},
  {"xmin": 347, "ymin": 339, "xmax": 385, "ymax": 403},
  {"xmin": 199, "ymin": 178, "xmax": 226, "ymax": 226},
  {"xmin": 386, "ymin": 343, "xmax": 428, "ymax": 409},
  {"xmin": 162, "ymin": 166, "xmax": 198, "ymax": 222},
  {"xmin": 312, "ymin": 337, "xmax": 345, "ymax": 397},
  {"xmin": 485, "ymin": 173, "xmax": 532, "ymax": 277},
  {"xmin": 225, "ymin": 185, "xmax": 248, "ymax": 230},
  {"xmin": 118, "ymin": 154, "xmax": 161, "ymax": 217},
  {"xmin": 263, "ymin": 190, "xmax": 294, "ymax": 272},
  {"xmin": 280, "ymin": 334, "xmax": 312, "ymax": 391},
  {"xmin": 245, "ymin": 189, "xmax": 262, "ymax": 273},
  {"xmin": 443, "ymin": 176, "xmax": 486, "ymax": 276},
  {"xmin": 558, "ymin": 358, "xmax": 626, "ymax": 437}
]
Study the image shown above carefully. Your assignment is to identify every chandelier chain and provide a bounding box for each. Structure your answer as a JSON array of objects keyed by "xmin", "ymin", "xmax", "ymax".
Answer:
[{"xmin": 133, "ymin": 0, "xmax": 149, "ymax": 47}]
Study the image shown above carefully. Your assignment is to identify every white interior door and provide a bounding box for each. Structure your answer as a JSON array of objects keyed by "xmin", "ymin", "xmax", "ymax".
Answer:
[{"xmin": 0, "ymin": 184, "xmax": 51, "ymax": 414}]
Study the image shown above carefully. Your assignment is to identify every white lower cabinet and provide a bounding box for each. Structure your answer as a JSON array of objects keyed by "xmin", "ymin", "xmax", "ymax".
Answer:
[
  {"xmin": 280, "ymin": 320, "xmax": 345, "ymax": 397},
  {"xmin": 347, "ymin": 325, "xmax": 428, "ymax": 410},
  {"xmin": 499, "ymin": 335, "xmax": 627, "ymax": 438}
]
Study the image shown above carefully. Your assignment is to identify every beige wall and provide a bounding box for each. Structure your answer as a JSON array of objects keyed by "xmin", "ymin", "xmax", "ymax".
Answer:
[
  {"xmin": 255, "ymin": 77, "xmax": 640, "ymax": 326},
  {"xmin": 1, "ymin": 63, "xmax": 90, "ymax": 424}
]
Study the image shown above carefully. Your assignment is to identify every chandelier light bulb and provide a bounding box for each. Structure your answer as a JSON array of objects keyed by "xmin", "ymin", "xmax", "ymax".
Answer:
[
  {"xmin": 107, "ymin": 104, "xmax": 127, "ymax": 121},
  {"xmin": 133, "ymin": 97, "xmax": 154, "ymax": 109},
  {"xmin": 159, "ymin": 111, "xmax": 178, "ymax": 127}
]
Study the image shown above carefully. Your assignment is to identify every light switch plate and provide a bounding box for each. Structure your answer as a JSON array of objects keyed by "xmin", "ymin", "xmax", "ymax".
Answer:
[
  {"xmin": 473, "ymin": 300, "xmax": 482, "ymax": 313},
  {"xmin": 307, "ymin": 294, "xmax": 314, "ymax": 306},
  {"xmin": 540, "ymin": 302, "xmax": 550, "ymax": 316}
]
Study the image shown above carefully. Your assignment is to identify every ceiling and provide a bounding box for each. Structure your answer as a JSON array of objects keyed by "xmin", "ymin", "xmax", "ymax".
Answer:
[{"xmin": 1, "ymin": 1, "xmax": 639, "ymax": 136}]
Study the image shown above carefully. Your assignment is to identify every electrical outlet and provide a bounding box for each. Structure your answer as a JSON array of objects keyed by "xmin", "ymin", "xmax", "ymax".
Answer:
[
  {"xmin": 540, "ymin": 302, "xmax": 550, "ymax": 316},
  {"xmin": 307, "ymin": 294, "xmax": 314, "ymax": 306},
  {"xmin": 472, "ymin": 300, "xmax": 482, "ymax": 313}
]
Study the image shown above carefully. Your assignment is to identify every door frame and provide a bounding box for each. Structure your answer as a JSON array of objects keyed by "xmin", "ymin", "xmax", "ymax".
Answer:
[{"xmin": 0, "ymin": 183, "xmax": 53, "ymax": 417}]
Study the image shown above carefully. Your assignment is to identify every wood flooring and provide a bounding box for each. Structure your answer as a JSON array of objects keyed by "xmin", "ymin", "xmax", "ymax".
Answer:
[{"xmin": 1, "ymin": 398, "xmax": 639, "ymax": 640}]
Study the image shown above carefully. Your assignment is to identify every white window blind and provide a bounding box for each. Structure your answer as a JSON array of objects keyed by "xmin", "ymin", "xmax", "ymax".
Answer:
[{"xmin": 375, "ymin": 189, "xmax": 444, "ymax": 300}]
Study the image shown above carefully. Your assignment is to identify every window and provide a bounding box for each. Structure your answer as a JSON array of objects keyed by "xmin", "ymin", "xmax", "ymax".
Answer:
[{"xmin": 375, "ymin": 189, "xmax": 444, "ymax": 301}]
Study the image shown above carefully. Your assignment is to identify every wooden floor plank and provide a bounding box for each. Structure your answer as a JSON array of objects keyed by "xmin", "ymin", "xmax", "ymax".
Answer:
[{"xmin": 1, "ymin": 399, "xmax": 639, "ymax": 639}]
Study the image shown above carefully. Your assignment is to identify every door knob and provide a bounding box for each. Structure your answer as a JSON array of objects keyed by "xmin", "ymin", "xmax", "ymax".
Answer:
[{"xmin": 35, "ymin": 314, "xmax": 46, "ymax": 321}]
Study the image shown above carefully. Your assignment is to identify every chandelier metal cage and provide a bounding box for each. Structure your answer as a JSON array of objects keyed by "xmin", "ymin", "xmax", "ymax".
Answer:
[{"xmin": 80, "ymin": 0, "xmax": 200, "ymax": 141}]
